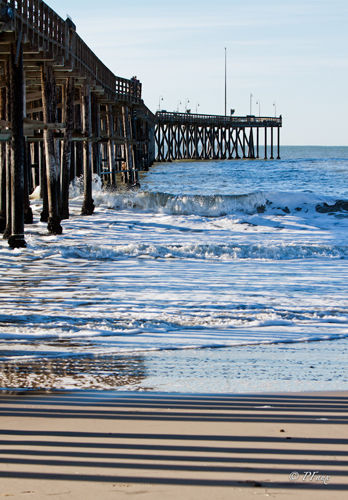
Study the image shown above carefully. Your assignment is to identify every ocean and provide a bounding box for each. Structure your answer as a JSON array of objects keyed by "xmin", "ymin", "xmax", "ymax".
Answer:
[{"xmin": 1, "ymin": 145, "xmax": 348, "ymax": 393}]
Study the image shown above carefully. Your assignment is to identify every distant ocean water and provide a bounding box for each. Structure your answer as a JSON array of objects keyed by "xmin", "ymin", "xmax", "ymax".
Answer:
[{"xmin": 1, "ymin": 146, "xmax": 348, "ymax": 392}]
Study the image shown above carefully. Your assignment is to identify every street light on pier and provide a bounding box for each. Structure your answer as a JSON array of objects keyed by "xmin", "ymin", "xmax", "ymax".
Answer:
[
  {"xmin": 273, "ymin": 101, "xmax": 277, "ymax": 117},
  {"xmin": 196, "ymin": 102, "xmax": 200, "ymax": 114},
  {"xmin": 256, "ymin": 100, "xmax": 260, "ymax": 117},
  {"xmin": 250, "ymin": 93, "xmax": 253, "ymax": 115},
  {"xmin": 224, "ymin": 47, "xmax": 227, "ymax": 116},
  {"xmin": 158, "ymin": 95, "xmax": 163, "ymax": 111},
  {"xmin": 177, "ymin": 100, "xmax": 182, "ymax": 112},
  {"xmin": 185, "ymin": 98, "xmax": 190, "ymax": 112}
]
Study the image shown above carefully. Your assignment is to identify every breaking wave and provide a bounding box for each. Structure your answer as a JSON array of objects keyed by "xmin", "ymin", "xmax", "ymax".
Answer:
[
  {"xmin": 28, "ymin": 242, "xmax": 348, "ymax": 261},
  {"xmin": 92, "ymin": 188, "xmax": 343, "ymax": 217}
]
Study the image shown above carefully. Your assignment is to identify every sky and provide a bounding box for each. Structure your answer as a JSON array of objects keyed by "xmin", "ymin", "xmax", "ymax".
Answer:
[{"xmin": 47, "ymin": 0, "xmax": 348, "ymax": 146}]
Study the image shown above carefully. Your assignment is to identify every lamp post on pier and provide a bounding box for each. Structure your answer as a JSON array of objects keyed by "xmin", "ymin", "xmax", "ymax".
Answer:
[
  {"xmin": 224, "ymin": 47, "xmax": 227, "ymax": 116},
  {"xmin": 185, "ymin": 98, "xmax": 190, "ymax": 112},
  {"xmin": 177, "ymin": 100, "xmax": 182, "ymax": 112},
  {"xmin": 256, "ymin": 100, "xmax": 260, "ymax": 117},
  {"xmin": 250, "ymin": 93, "xmax": 253, "ymax": 115},
  {"xmin": 158, "ymin": 95, "xmax": 163, "ymax": 111},
  {"xmin": 273, "ymin": 101, "xmax": 277, "ymax": 117},
  {"xmin": 196, "ymin": 102, "xmax": 200, "ymax": 114}
]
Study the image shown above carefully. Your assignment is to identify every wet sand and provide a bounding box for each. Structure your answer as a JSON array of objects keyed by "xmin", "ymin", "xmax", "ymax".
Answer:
[{"xmin": 0, "ymin": 390, "xmax": 347, "ymax": 499}]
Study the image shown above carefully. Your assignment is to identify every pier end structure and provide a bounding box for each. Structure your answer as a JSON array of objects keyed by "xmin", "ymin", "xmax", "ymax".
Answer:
[
  {"xmin": 0, "ymin": 0, "xmax": 156, "ymax": 243},
  {"xmin": 155, "ymin": 111, "xmax": 282, "ymax": 162}
]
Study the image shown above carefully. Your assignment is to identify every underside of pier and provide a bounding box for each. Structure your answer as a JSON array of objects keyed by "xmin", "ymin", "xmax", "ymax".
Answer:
[{"xmin": 0, "ymin": 0, "xmax": 156, "ymax": 247}]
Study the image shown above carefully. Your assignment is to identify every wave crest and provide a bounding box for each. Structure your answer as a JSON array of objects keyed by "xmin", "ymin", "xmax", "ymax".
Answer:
[
  {"xmin": 92, "ymin": 188, "xmax": 337, "ymax": 217},
  {"xmin": 53, "ymin": 242, "xmax": 348, "ymax": 261}
]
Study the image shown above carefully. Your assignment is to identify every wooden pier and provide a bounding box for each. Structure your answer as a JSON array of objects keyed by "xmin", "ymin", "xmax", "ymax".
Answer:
[
  {"xmin": 0, "ymin": 0, "xmax": 156, "ymax": 247},
  {"xmin": 0, "ymin": 0, "xmax": 283, "ymax": 250},
  {"xmin": 155, "ymin": 111, "xmax": 282, "ymax": 162}
]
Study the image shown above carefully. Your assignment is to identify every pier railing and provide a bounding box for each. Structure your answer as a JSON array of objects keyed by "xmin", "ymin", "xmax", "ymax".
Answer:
[
  {"xmin": 0, "ymin": 0, "xmax": 142, "ymax": 102},
  {"xmin": 156, "ymin": 111, "xmax": 282, "ymax": 127}
]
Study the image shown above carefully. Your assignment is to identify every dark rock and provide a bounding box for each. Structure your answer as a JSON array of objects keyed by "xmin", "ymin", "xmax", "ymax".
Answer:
[{"xmin": 316, "ymin": 200, "xmax": 348, "ymax": 214}]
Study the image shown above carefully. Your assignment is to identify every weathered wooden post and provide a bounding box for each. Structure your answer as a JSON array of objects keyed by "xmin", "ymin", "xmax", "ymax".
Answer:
[
  {"xmin": 194, "ymin": 123, "xmax": 199, "ymax": 160},
  {"xmin": 185, "ymin": 123, "xmax": 189, "ymax": 159},
  {"xmin": 22, "ymin": 70, "xmax": 33, "ymax": 226},
  {"xmin": 81, "ymin": 84, "xmax": 95, "ymax": 215},
  {"xmin": 60, "ymin": 77, "xmax": 75, "ymax": 219},
  {"xmin": 122, "ymin": 106, "xmax": 135, "ymax": 185},
  {"xmin": 8, "ymin": 42, "xmax": 26, "ymax": 248},
  {"xmin": 264, "ymin": 127, "xmax": 268, "ymax": 160},
  {"xmin": 0, "ymin": 87, "xmax": 6, "ymax": 232},
  {"xmin": 41, "ymin": 64, "xmax": 62, "ymax": 234},
  {"xmin": 236, "ymin": 127, "xmax": 240, "ymax": 160},
  {"xmin": 39, "ymin": 140, "xmax": 49, "ymax": 222},
  {"xmin": 248, "ymin": 128, "xmax": 255, "ymax": 159},
  {"xmin": 277, "ymin": 126, "xmax": 281, "ymax": 160},
  {"xmin": 3, "ymin": 141, "xmax": 11, "ymax": 239},
  {"xmin": 23, "ymin": 139, "xmax": 33, "ymax": 224},
  {"xmin": 3, "ymin": 60, "xmax": 11, "ymax": 240},
  {"xmin": 106, "ymin": 104, "xmax": 116, "ymax": 186},
  {"xmin": 270, "ymin": 127, "xmax": 274, "ymax": 160},
  {"xmin": 74, "ymin": 88, "xmax": 83, "ymax": 178},
  {"xmin": 91, "ymin": 93, "xmax": 101, "ymax": 176}
]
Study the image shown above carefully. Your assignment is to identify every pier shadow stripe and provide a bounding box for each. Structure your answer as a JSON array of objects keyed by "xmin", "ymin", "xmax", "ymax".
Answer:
[
  {"xmin": 0, "ymin": 472, "xmax": 346, "ymax": 490},
  {"xmin": 0, "ymin": 409, "xmax": 346, "ymax": 424},
  {"xmin": 1, "ymin": 457, "xmax": 347, "ymax": 477},
  {"xmin": 1, "ymin": 448, "xmax": 347, "ymax": 467},
  {"xmin": 1, "ymin": 392, "xmax": 348, "ymax": 490},
  {"xmin": 2, "ymin": 429, "xmax": 348, "ymax": 446}
]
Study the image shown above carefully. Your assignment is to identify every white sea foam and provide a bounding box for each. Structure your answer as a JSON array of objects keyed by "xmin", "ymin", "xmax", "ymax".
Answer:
[
  {"xmin": 1, "ymin": 148, "xmax": 348, "ymax": 392},
  {"xmin": 22, "ymin": 241, "xmax": 348, "ymax": 261},
  {"xmin": 93, "ymin": 188, "xmax": 334, "ymax": 218}
]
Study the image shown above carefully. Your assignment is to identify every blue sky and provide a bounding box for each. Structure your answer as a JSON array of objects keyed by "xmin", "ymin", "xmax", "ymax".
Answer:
[{"xmin": 48, "ymin": 0, "xmax": 348, "ymax": 145}]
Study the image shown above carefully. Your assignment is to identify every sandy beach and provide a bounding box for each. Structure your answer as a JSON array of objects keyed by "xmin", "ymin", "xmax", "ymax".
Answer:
[{"xmin": 0, "ymin": 390, "xmax": 347, "ymax": 499}]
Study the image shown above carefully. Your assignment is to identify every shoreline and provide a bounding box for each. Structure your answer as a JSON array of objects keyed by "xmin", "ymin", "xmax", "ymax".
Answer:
[{"xmin": 1, "ymin": 390, "xmax": 347, "ymax": 499}]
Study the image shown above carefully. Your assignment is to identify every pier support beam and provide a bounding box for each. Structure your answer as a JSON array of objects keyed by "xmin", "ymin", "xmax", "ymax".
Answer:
[
  {"xmin": 3, "ymin": 61, "xmax": 11, "ymax": 240},
  {"xmin": 106, "ymin": 104, "xmax": 116, "ymax": 187},
  {"xmin": 39, "ymin": 141, "xmax": 49, "ymax": 223},
  {"xmin": 0, "ymin": 88, "xmax": 6, "ymax": 233},
  {"xmin": 81, "ymin": 84, "xmax": 95, "ymax": 215},
  {"xmin": 23, "ymin": 139, "xmax": 33, "ymax": 225},
  {"xmin": 91, "ymin": 93, "xmax": 101, "ymax": 177},
  {"xmin": 41, "ymin": 64, "xmax": 62, "ymax": 235},
  {"xmin": 270, "ymin": 127, "xmax": 274, "ymax": 160},
  {"xmin": 8, "ymin": 42, "xmax": 26, "ymax": 248},
  {"xmin": 122, "ymin": 106, "xmax": 136, "ymax": 186},
  {"xmin": 60, "ymin": 77, "xmax": 75, "ymax": 219}
]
